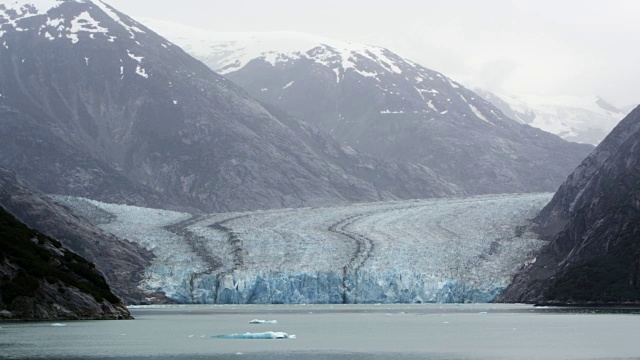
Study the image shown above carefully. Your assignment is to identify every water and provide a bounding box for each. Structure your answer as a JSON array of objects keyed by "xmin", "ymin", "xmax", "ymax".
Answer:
[{"xmin": 1, "ymin": 304, "xmax": 639, "ymax": 359}]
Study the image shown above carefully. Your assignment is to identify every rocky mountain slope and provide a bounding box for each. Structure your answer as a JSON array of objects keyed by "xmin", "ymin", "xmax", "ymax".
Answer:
[
  {"xmin": 140, "ymin": 21, "xmax": 594, "ymax": 195},
  {"xmin": 0, "ymin": 167, "xmax": 152, "ymax": 303},
  {"xmin": 476, "ymin": 89, "xmax": 627, "ymax": 145},
  {"xmin": 499, "ymin": 106, "xmax": 640, "ymax": 304},
  {"xmin": 0, "ymin": 205, "xmax": 130, "ymax": 320},
  {"xmin": 0, "ymin": 1, "xmax": 459, "ymax": 213}
]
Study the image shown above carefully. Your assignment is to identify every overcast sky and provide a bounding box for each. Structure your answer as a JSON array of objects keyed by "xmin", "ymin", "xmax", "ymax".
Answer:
[{"xmin": 107, "ymin": 0, "xmax": 639, "ymax": 107}]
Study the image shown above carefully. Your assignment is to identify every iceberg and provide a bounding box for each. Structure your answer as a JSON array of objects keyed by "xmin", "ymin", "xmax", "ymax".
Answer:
[
  {"xmin": 248, "ymin": 319, "xmax": 278, "ymax": 324},
  {"xmin": 213, "ymin": 332, "xmax": 295, "ymax": 339}
]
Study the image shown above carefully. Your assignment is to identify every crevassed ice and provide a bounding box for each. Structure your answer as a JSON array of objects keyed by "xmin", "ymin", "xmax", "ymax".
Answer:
[{"xmin": 53, "ymin": 193, "xmax": 552, "ymax": 304}]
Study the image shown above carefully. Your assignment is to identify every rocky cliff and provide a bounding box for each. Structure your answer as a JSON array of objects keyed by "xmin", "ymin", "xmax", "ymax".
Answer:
[
  {"xmin": 0, "ymin": 206, "xmax": 130, "ymax": 320},
  {"xmin": 499, "ymin": 106, "xmax": 640, "ymax": 303},
  {"xmin": 0, "ymin": 167, "xmax": 152, "ymax": 303}
]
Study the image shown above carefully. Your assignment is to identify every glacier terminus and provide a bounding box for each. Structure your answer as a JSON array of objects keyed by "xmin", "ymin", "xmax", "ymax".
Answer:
[{"xmin": 55, "ymin": 193, "xmax": 552, "ymax": 304}]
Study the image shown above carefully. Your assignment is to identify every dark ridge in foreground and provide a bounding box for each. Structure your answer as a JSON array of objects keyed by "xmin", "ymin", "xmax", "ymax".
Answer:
[
  {"xmin": 499, "ymin": 106, "xmax": 640, "ymax": 304},
  {"xmin": 0, "ymin": 167, "xmax": 153, "ymax": 304},
  {"xmin": 0, "ymin": 206, "xmax": 130, "ymax": 321}
]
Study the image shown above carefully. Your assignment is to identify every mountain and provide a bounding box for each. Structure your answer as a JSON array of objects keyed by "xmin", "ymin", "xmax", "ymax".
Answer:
[
  {"xmin": 499, "ymin": 105, "xmax": 640, "ymax": 304},
  {"xmin": 139, "ymin": 21, "xmax": 594, "ymax": 195},
  {"xmin": 622, "ymin": 103, "xmax": 639, "ymax": 115},
  {"xmin": 0, "ymin": 204, "xmax": 130, "ymax": 320},
  {"xmin": 0, "ymin": 167, "xmax": 152, "ymax": 303},
  {"xmin": 0, "ymin": 0, "xmax": 460, "ymax": 213},
  {"xmin": 476, "ymin": 89, "xmax": 627, "ymax": 145}
]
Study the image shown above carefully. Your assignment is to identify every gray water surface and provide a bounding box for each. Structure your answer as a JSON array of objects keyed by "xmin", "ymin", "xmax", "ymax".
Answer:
[{"xmin": 1, "ymin": 304, "xmax": 639, "ymax": 360}]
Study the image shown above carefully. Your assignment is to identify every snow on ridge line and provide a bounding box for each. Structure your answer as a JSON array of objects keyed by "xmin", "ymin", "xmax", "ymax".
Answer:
[
  {"xmin": 91, "ymin": 0, "xmax": 145, "ymax": 39},
  {"xmin": 1, "ymin": 0, "xmax": 70, "ymax": 16},
  {"xmin": 137, "ymin": 18, "xmax": 404, "ymax": 77},
  {"xmin": 1, "ymin": 0, "xmax": 147, "ymax": 42}
]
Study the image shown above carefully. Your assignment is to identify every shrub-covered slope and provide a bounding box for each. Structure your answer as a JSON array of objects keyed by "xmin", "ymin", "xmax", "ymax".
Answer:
[
  {"xmin": 499, "ymin": 106, "xmax": 640, "ymax": 304},
  {"xmin": 0, "ymin": 206, "xmax": 130, "ymax": 320},
  {"xmin": 0, "ymin": 167, "xmax": 152, "ymax": 303}
]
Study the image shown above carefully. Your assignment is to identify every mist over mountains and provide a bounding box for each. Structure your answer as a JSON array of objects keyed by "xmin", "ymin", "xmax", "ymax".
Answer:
[
  {"xmin": 476, "ymin": 89, "xmax": 628, "ymax": 145},
  {"xmin": 139, "ymin": 20, "xmax": 593, "ymax": 196}
]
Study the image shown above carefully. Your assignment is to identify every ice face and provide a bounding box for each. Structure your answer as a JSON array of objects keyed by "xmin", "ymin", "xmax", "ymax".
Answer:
[{"xmin": 53, "ymin": 193, "xmax": 551, "ymax": 304}]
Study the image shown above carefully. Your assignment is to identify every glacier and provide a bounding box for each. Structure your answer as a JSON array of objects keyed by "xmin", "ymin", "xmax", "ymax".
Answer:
[{"xmin": 53, "ymin": 194, "xmax": 552, "ymax": 304}]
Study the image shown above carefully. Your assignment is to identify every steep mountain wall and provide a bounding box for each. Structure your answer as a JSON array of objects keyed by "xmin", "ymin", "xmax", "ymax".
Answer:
[{"xmin": 500, "ymin": 106, "xmax": 640, "ymax": 303}]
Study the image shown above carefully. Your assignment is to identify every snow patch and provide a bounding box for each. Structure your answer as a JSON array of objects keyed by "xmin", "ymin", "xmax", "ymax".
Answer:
[
  {"xmin": 135, "ymin": 65, "xmax": 148, "ymax": 78},
  {"xmin": 427, "ymin": 100, "xmax": 438, "ymax": 113},
  {"xmin": 332, "ymin": 68, "xmax": 340, "ymax": 83},
  {"xmin": 283, "ymin": 81, "xmax": 294, "ymax": 89},
  {"xmin": 91, "ymin": 0, "xmax": 145, "ymax": 39},
  {"xmin": 469, "ymin": 104, "xmax": 494, "ymax": 125},
  {"xmin": 126, "ymin": 50, "xmax": 143, "ymax": 63},
  {"xmin": 69, "ymin": 11, "xmax": 108, "ymax": 36}
]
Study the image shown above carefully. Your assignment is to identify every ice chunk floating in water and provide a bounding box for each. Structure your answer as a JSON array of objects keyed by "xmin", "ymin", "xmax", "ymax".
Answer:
[
  {"xmin": 213, "ymin": 332, "xmax": 295, "ymax": 339},
  {"xmin": 248, "ymin": 319, "xmax": 278, "ymax": 324},
  {"xmin": 51, "ymin": 323, "xmax": 66, "ymax": 327}
]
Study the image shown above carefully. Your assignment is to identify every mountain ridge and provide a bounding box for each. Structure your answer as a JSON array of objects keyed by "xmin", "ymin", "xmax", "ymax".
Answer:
[
  {"xmin": 0, "ymin": 0, "xmax": 462, "ymax": 213},
  {"xmin": 476, "ymin": 89, "xmax": 627, "ymax": 145},
  {"xmin": 499, "ymin": 106, "xmax": 640, "ymax": 303},
  {"xmin": 139, "ymin": 20, "xmax": 594, "ymax": 196}
]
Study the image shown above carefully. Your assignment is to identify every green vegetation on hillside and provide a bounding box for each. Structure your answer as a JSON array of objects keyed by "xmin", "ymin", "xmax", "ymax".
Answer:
[
  {"xmin": 0, "ymin": 206, "xmax": 120, "ymax": 305},
  {"xmin": 546, "ymin": 216, "xmax": 640, "ymax": 303}
]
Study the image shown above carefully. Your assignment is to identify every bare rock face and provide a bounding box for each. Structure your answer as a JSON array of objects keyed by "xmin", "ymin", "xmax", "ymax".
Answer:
[
  {"xmin": 0, "ymin": 167, "xmax": 152, "ymax": 304},
  {"xmin": 0, "ymin": 1, "xmax": 460, "ymax": 213},
  {"xmin": 499, "ymin": 106, "xmax": 640, "ymax": 304},
  {"xmin": 0, "ymin": 205, "xmax": 131, "ymax": 321}
]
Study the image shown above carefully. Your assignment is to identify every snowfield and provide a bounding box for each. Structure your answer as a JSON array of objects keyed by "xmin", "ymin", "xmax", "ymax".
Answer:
[{"xmin": 53, "ymin": 194, "xmax": 552, "ymax": 304}]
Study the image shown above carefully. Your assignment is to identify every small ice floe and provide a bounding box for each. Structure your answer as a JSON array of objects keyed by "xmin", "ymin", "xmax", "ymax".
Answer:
[
  {"xmin": 51, "ymin": 323, "xmax": 66, "ymax": 327},
  {"xmin": 442, "ymin": 321, "xmax": 450, "ymax": 324},
  {"xmin": 188, "ymin": 334, "xmax": 194, "ymax": 338},
  {"xmin": 478, "ymin": 312, "xmax": 488, "ymax": 315},
  {"xmin": 248, "ymin": 319, "xmax": 278, "ymax": 324},
  {"xmin": 213, "ymin": 332, "xmax": 296, "ymax": 339}
]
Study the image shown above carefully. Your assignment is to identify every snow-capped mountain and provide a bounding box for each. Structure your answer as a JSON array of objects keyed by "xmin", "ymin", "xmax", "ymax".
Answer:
[
  {"xmin": 0, "ymin": 0, "xmax": 463, "ymax": 212},
  {"xmin": 140, "ymin": 19, "xmax": 594, "ymax": 195},
  {"xmin": 476, "ymin": 89, "xmax": 627, "ymax": 145}
]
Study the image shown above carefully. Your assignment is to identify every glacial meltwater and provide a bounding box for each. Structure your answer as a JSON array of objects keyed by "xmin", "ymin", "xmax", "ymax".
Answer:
[{"xmin": 1, "ymin": 304, "xmax": 639, "ymax": 360}]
